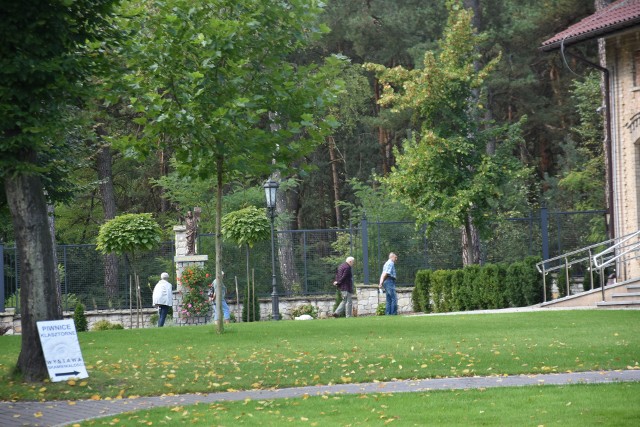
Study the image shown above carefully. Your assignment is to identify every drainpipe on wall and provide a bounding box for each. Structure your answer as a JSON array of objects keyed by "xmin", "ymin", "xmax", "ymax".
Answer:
[{"xmin": 562, "ymin": 47, "xmax": 615, "ymax": 240}]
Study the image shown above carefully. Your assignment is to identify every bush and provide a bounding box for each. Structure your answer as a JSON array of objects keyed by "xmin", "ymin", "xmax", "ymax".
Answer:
[
  {"xmin": 522, "ymin": 256, "xmax": 542, "ymax": 305},
  {"xmin": 582, "ymin": 269, "xmax": 602, "ymax": 291},
  {"xmin": 376, "ymin": 302, "xmax": 386, "ymax": 316},
  {"xmin": 73, "ymin": 303, "xmax": 88, "ymax": 332},
  {"xmin": 149, "ymin": 313, "xmax": 159, "ymax": 326},
  {"xmin": 555, "ymin": 267, "xmax": 568, "ymax": 298},
  {"xmin": 291, "ymin": 304, "xmax": 318, "ymax": 318},
  {"xmin": 430, "ymin": 270, "xmax": 453, "ymax": 313},
  {"xmin": 4, "ymin": 292, "xmax": 18, "ymax": 308},
  {"xmin": 413, "ymin": 270, "xmax": 432, "ymax": 313},
  {"xmin": 505, "ymin": 261, "xmax": 526, "ymax": 307},
  {"xmin": 461, "ymin": 265, "xmax": 481, "ymax": 310},
  {"xmin": 61, "ymin": 293, "xmax": 79, "ymax": 312},
  {"xmin": 449, "ymin": 269, "xmax": 465, "ymax": 312},
  {"xmin": 415, "ymin": 256, "xmax": 544, "ymax": 313},
  {"xmin": 477, "ymin": 263, "xmax": 506, "ymax": 309},
  {"xmin": 91, "ymin": 320, "xmax": 124, "ymax": 331},
  {"xmin": 179, "ymin": 266, "xmax": 212, "ymax": 318}
]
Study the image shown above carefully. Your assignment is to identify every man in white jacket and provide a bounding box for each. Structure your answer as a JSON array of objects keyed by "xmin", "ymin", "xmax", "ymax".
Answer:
[{"xmin": 152, "ymin": 272, "xmax": 173, "ymax": 327}]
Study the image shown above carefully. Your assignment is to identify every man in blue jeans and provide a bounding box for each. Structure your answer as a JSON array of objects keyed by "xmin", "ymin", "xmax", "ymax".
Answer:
[{"xmin": 378, "ymin": 252, "xmax": 398, "ymax": 315}]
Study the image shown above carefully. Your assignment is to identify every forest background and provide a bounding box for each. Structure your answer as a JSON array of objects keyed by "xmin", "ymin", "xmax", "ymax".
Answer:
[{"xmin": 0, "ymin": 0, "xmax": 603, "ymax": 251}]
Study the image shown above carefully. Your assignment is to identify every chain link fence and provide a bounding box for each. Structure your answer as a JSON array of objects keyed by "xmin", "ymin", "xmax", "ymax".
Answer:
[{"xmin": 1, "ymin": 209, "xmax": 607, "ymax": 312}]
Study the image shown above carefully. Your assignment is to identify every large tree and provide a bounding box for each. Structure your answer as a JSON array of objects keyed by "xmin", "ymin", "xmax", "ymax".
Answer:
[
  {"xmin": 0, "ymin": 0, "xmax": 119, "ymax": 381},
  {"xmin": 366, "ymin": 0, "xmax": 529, "ymax": 265},
  {"xmin": 116, "ymin": 0, "xmax": 344, "ymax": 332}
]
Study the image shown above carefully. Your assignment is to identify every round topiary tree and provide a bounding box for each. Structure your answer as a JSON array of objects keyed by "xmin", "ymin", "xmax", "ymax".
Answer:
[
  {"xmin": 221, "ymin": 206, "xmax": 270, "ymax": 324},
  {"xmin": 96, "ymin": 213, "xmax": 162, "ymax": 327}
]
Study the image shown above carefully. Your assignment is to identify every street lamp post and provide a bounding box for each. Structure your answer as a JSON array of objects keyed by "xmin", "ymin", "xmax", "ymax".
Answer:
[{"xmin": 264, "ymin": 178, "xmax": 280, "ymax": 320}]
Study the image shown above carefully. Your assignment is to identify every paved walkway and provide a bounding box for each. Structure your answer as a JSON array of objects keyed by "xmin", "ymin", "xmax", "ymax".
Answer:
[{"xmin": 1, "ymin": 369, "xmax": 639, "ymax": 427}]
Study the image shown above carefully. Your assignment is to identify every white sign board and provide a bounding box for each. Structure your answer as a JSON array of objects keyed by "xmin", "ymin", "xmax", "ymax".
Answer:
[{"xmin": 37, "ymin": 319, "xmax": 89, "ymax": 382}]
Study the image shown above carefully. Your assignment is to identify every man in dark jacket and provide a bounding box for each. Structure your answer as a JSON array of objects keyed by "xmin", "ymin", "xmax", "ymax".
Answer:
[{"xmin": 332, "ymin": 256, "xmax": 355, "ymax": 318}]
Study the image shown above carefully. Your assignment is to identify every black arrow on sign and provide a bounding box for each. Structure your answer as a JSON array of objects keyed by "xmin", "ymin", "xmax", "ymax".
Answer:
[{"xmin": 55, "ymin": 371, "xmax": 80, "ymax": 376}]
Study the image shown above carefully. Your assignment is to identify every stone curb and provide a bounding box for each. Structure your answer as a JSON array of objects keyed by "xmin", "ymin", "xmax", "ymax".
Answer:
[{"xmin": 1, "ymin": 369, "xmax": 639, "ymax": 427}]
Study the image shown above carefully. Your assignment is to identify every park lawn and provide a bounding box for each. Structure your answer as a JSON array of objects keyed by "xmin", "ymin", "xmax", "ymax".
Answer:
[
  {"xmin": 0, "ymin": 310, "xmax": 638, "ymax": 401},
  {"xmin": 77, "ymin": 382, "xmax": 640, "ymax": 426}
]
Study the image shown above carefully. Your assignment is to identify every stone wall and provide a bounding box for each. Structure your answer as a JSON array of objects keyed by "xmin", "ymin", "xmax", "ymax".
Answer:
[{"xmin": 0, "ymin": 286, "xmax": 414, "ymax": 335}]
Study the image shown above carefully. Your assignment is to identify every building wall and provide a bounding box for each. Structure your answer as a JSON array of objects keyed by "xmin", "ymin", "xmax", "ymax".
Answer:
[{"xmin": 607, "ymin": 29, "xmax": 640, "ymax": 280}]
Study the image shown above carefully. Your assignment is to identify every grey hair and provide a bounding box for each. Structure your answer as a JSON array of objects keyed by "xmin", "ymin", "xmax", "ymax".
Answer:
[
  {"xmin": 346, "ymin": 256, "xmax": 355, "ymax": 263},
  {"xmin": 161, "ymin": 272, "xmax": 170, "ymax": 280}
]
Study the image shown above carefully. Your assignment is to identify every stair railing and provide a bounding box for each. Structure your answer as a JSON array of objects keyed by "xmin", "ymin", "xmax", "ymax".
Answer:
[
  {"xmin": 591, "ymin": 230, "xmax": 640, "ymax": 301},
  {"xmin": 536, "ymin": 240, "xmax": 611, "ymax": 303},
  {"xmin": 537, "ymin": 230, "xmax": 640, "ymax": 303}
]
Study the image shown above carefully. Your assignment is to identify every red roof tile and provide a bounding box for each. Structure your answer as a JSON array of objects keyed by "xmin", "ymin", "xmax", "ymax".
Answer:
[{"xmin": 541, "ymin": 0, "xmax": 640, "ymax": 51}]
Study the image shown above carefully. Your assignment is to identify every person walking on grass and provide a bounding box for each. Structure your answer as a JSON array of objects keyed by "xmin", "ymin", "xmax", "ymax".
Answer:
[
  {"xmin": 332, "ymin": 256, "xmax": 355, "ymax": 318},
  {"xmin": 209, "ymin": 271, "xmax": 230, "ymax": 324},
  {"xmin": 379, "ymin": 252, "xmax": 398, "ymax": 315},
  {"xmin": 152, "ymin": 272, "xmax": 173, "ymax": 327}
]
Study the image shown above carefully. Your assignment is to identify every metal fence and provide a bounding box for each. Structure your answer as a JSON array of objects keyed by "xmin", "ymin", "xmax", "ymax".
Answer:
[{"xmin": 1, "ymin": 208, "xmax": 606, "ymax": 312}]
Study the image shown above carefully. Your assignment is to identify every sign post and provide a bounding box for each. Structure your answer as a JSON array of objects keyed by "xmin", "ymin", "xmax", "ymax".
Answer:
[{"xmin": 37, "ymin": 319, "xmax": 88, "ymax": 382}]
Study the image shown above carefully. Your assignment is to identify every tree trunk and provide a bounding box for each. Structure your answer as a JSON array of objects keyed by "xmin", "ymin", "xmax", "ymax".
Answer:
[
  {"xmin": 4, "ymin": 156, "xmax": 62, "ymax": 382},
  {"xmin": 461, "ymin": 215, "xmax": 480, "ymax": 266},
  {"xmin": 327, "ymin": 136, "xmax": 343, "ymax": 228},
  {"xmin": 374, "ymin": 79, "xmax": 393, "ymax": 175},
  {"xmin": 46, "ymin": 202, "xmax": 62, "ymax": 316},
  {"xmin": 273, "ymin": 171, "xmax": 301, "ymax": 294},
  {"xmin": 215, "ymin": 153, "xmax": 224, "ymax": 333},
  {"xmin": 95, "ymin": 141, "xmax": 120, "ymax": 305}
]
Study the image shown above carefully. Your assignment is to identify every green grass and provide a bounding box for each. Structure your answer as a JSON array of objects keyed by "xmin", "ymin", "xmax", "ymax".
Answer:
[
  {"xmin": 0, "ymin": 310, "xmax": 638, "ymax": 402},
  {"xmin": 77, "ymin": 382, "xmax": 640, "ymax": 426}
]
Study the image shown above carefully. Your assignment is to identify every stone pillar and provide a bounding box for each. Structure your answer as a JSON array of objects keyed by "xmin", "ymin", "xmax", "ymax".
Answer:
[
  {"xmin": 174, "ymin": 225, "xmax": 188, "ymax": 258},
  {"xmin": 173, "ymin": 225, "xmax": 208, "ymax": 325}
]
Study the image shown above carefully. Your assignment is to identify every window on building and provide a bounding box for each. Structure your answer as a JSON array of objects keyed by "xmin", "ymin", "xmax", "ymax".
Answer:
[{"xmin": 634, "ymin": 50, "xmax": 640, "ymax": 87}]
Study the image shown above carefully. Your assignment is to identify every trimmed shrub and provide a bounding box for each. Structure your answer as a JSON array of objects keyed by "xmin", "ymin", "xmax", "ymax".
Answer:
[
  {"xmin": 413, "ymin": 270, "xmax": 432, "ymax": 313},
  {"xmin": 477, "ymin": 263, "xmax": 507, "ymax": 309},
  {"xmin": 430, "ymin": 270, "xmax": 453, "ymax": 313},
  {"xmin": 73, "ymin": 303, "xmax": 88, "ymax": 332},
  {"xmin": 522, "ymin": 256, "xmax": 543, "ymax": 305},
  {"xmin": 91, "ymin": 320, "xmax": 124, "ymax": 331},
  {"xmin": 582, "ymin": 269, "xmax": 602, "ymax": 291},
  {"xmin": 505, "ymin": 261, "xmax": 526, "ymax": 307},
  {"xmin": 555, "ymin": 267, "xmax": 569, "ymax": 298},
  {"xmin": 449, "ymin": 269, "xmax": 465, "ymax": 312},
  {"xmin": 462, "ymin": 264, "xmax": 482, "ymax": 310}
]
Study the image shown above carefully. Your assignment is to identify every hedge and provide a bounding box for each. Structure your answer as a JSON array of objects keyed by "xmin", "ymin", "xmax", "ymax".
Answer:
[{"xmin": 412, "ymin": 256, "xmax": 542, "ymax": 313}]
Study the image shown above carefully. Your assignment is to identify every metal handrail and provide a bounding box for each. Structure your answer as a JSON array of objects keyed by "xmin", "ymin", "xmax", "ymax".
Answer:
[
  {"xmin": 536, "ymin": 240, "xmax": 612, "ymax": 302},
  {"xmin": 592, "ymin": 230, "xmax": 640, "ymax": 270},
  {"xmin": 537, "ymin": 230, "xmax": 640, "ymax": 303},
  {"xmin": 535, "ymin": 239, "xmax": 614, "ymax": 274}
]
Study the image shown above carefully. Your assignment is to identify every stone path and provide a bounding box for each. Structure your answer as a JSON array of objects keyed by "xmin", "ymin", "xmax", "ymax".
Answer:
[{"xmin": 1, "ymin": 369, "xmax": 639, "ymax": 427}]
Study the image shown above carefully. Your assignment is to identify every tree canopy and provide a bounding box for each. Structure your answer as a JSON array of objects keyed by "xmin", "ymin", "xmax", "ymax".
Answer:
[{"xmin": 366, "ymin": 0, "xmax": 530, "ymax": 264}]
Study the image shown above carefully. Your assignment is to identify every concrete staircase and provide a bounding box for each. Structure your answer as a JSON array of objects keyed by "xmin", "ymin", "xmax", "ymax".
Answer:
[
  {"xmin": 597, "ymin": 282, "xmax": 640, "ymax": 308},
  {"xmin": 540, "ymin": 278, "xmax": 640, "ymax": 309}
]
